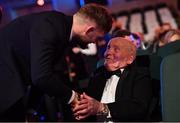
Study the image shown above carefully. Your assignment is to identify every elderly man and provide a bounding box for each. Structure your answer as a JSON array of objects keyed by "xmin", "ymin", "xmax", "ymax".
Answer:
[{"xmin": 73, "ymin": 37, "xmax": 152, "ymax": 122}]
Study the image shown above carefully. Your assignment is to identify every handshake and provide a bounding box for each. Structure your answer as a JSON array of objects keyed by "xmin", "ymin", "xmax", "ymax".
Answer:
[{"xmin": 70, "ymin": 92, "xmax": 109, "ymax": 120}]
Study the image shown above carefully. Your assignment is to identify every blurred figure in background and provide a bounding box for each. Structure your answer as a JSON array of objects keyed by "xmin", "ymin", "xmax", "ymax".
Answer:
[
  {"xmin": 151, "ymin": 22, "xmax": 173, "ymax": 53},
  {"xmin": 157, "ymin": 29, "xmax": 180, "ymax": 57},
  {"xmin": 158, "ymin": 29, "xmax": 180, "ymax": 47},
  {"xmin": 109, "ymin": 14, "xmax": 122, "ymax": 35},
  {"xmin": 111, "ymin": 29, "xmax": 142, "ymax": 49},
  {"xmin": 135, "ymin": 32, "xmax": 152, "ymax": 50},
  {"xmin": 155, "ymin": 23, "xmax": 172, "ymax": 40},
  {"xmin": 97, "ymin": 14, "xmax": 122, "ymax": 59}
]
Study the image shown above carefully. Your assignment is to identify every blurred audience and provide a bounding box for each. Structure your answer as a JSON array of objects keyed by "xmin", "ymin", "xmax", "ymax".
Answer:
[
  {"xmin": 111, "ymin": 29, "xmax": 146, "ymax": 50},
  {"xmin": 109, "ymin": 14, "xmax": 122, "ymax": 35},
  {"xmin": 151, "ymin": 22, "xmax": 173, "ymax": 53},
  {"xmin": 158, "ymin": 29, "xmax": 180, "ymax": 47},
  {"xmin": 155, "ymin": 22, "xmax": 172, "ymax": 41},
  {"xmin": 156, "ymin": 29, "xmax": 180, "ymax": 58}
]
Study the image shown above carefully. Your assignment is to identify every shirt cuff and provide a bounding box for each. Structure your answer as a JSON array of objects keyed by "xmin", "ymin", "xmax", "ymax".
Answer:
[
  {"xmin": 68, "ymin": 90, "xmax": 76, "ymax": 104},
  {"xmin": 107, "ymin": 110, "xmax": 112, "ymax": 118}
]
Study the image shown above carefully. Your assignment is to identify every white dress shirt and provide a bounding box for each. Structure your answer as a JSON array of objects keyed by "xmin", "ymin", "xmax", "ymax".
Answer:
[
  {"xmin": 100, "ymin": 69, "xmax": 124, "ymax": 118},
  {"xmin": 101, "ymin": 75, "xmax": 120, "ymax": 104}
]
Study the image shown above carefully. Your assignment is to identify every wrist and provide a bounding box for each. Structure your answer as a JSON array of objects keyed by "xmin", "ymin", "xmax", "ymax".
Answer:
[{"xmin": 97, "ymin": 103, "xmax": 109, "ymax": 116}]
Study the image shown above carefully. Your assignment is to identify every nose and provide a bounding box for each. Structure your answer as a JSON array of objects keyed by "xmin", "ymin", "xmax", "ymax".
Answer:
[{"xmin": 104, "ymin": 48, "xmax": 112, "ymax": 56}]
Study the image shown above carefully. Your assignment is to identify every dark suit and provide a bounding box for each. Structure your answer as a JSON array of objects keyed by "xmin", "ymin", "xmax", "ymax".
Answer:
[
  {"xmin": 85, "ymin": 62, "xmax": 153, "ymax": 121},
  {"xmin": 0, "ymin": 11, "xmax": 73, "ymax": 119}
]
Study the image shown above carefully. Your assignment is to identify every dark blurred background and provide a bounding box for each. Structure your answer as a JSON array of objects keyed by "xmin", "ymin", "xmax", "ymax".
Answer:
[{"xmin": 0, "ymin": 0, "xmax": 179, "ymax": 28}]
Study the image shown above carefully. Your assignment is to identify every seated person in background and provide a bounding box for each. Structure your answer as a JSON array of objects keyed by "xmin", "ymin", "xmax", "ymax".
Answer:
[
  {"xmin": 72, "ymin": 37, "xmax": 153, "ymax": 122},
  {"xmin": 152, "ymin": 22, "xmax": 172, "ymax": 53},
  {"xmin": 148, "ymin": 29, "xmax": 180, "ymax": 121},
  {"xmin": 111, "ymin": 29, "xmax": 146, "ymax": 50},
  {"xmin": 155, "ymin": 22, "xmax": 172, "ymax": 42},
  {"xmin": 158, "ymin": 29, "xmax": 180, "ymax": 47},
  {"xmin": 135, "ymin": 32, "xmax": 152, "ymax": 50},
  {"xmin": 110, "ymin": 29, "xmax": 140, "ymax": 48}
]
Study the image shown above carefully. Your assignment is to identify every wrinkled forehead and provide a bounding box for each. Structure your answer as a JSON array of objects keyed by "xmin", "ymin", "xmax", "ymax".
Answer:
[
  {"xmin": 108, "ymin": 37, "xmax": 131, "ymax": 46},
  {"xmin": 107, "ymin": 37, "xmax": 136, "ymax": 57}
]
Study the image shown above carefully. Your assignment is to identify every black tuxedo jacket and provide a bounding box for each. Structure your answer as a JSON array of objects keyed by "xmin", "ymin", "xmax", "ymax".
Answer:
[
  {"xmin": 86, "ymin": 62, "xmax": 153, "ymax": 121},
  {"xmin": 0, "ymin": 11, "xmax": 73, "ymax": 113}
]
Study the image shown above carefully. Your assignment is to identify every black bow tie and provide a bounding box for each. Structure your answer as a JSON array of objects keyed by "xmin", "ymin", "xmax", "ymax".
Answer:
[{"xmin": 105, "ymin": 69, "xmax": 122, "ymax": 79}]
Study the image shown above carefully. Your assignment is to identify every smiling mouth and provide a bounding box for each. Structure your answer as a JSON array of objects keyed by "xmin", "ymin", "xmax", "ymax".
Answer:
[
  {"xmin": 105, "ymin": 55, "xmax": 112, "ymax": 59},
  {"xmin": 105, "ymin": 57, "xmax": 114, "ymax": 62}
]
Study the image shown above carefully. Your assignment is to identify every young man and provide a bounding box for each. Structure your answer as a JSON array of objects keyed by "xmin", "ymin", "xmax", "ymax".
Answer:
[
  {"xmin": 0, "ymin": 3, "xmax": 112, "ymax": 121},
  {"xmin": 73, "ymin": 37, "xmax": 152, "ymax": 121}
]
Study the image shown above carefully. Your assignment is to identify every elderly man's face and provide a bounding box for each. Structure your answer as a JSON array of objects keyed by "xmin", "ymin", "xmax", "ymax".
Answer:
[{"xmin": 104, "ymin": 37, "xmax": 135, "ymax": 71}]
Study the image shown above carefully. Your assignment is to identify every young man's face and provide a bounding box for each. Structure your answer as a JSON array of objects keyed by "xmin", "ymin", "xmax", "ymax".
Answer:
[
  {"xmin": 72, "ymin": 27, "xmax": 105, "ymax": 47},
  {"xmin": 82, "ymin": 28, "xmax": 105, "ymax": 44}
]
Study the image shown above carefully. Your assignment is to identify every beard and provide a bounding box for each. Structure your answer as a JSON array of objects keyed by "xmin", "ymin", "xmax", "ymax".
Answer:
[{"xmin": 70, "ymin": 34, "xmax": 89, "ymax": 49}]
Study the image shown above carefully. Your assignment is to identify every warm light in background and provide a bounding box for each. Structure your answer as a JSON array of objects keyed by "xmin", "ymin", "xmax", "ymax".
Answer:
[{"xmin": 37, "ymin": 0, "xmax": 45, "ymax": 6}]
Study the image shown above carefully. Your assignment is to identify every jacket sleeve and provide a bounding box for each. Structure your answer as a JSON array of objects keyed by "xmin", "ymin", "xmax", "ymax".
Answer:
[
  {"xmin": 30, "ymin": 19, "xmax": 72, "ymax": 103},
  {"xmin": 107, "ymin": 67, "xmax": 152, "ymax": 121}
]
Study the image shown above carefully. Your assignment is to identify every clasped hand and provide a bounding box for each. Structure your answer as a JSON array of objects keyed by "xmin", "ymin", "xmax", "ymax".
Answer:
[{"xmin": 71, "ymin": 92, "xmax": 103, "ymax": 120}]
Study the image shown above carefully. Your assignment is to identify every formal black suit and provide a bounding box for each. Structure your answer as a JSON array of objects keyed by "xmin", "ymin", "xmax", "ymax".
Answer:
[
  {"xmin": 85, "ymin": 62, "xmax": 153, "ymax": 121},
  {"xmin": 0, "ymin": 11, "xmax": 73, "ymax": 119}
]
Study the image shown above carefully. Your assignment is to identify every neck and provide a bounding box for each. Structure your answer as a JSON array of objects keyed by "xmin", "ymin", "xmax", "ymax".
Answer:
[{"xmin": 70, "ymin": 15, "xmax": 77, "ymax": 41}]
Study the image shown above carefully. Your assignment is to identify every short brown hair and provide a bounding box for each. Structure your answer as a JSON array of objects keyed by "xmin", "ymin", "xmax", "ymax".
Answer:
[{"xmin": 77, "ymin": 3, "xmax": 112, "ymax": 33}]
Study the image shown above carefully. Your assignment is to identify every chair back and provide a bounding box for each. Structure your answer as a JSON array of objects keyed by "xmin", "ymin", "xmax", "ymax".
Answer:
[
  {"xmin": 160, "ymin": 52, "xmax": 180, "ymax": 121},
  {"xmin": 157, "ymin": 41, "xmax": 180, "ymax": 58}
]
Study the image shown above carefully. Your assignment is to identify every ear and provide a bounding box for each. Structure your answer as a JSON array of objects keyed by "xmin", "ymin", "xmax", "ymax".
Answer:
[
  {"xmin": 85, "ymin": 26, "xmax": 95, "ymax": 35},
  {"xmin": 126, "ymin": 55, "xmax": 134, "ymax": 64}
]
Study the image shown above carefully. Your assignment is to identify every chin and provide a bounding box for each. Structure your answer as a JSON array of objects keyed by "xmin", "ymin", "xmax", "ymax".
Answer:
[{"xmin": 104, "ymin": 63, "xmax": 117, "ymax": 71}]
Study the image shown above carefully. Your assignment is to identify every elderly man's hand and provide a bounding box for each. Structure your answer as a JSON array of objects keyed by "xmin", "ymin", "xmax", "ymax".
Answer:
[{"xmin": 72, "ymin": 93, "xmax": 104, "ymax": 120}]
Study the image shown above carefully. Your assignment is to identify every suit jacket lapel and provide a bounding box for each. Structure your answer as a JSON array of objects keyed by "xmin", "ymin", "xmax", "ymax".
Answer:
[
  {"xmin": 87, "ymin": 67, "xmax": 107, "ymax": 101},
  {"xmin": 95, "ymin": 71, "xmax": 108, "ymax": 101},
  {"xmin": 115, "ymin": 67, "xmax": 130, "ymax": 100}
]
